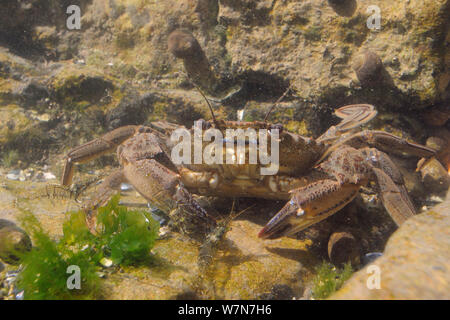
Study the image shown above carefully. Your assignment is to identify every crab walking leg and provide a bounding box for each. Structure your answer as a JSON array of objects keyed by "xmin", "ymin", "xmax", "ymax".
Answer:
[
  {"xmin": 258, "ymin": 180, "xmax": 360, "ymax": 239},
  {"xmin": 82, "ymin": 169, "xmax": 127, "ymax": 232},
  {"xmin": 371, "ymin": 167, "xmax": 415, "ymax": 226},
  {"xmin": 318, "ymin": 130, "xmax": 436, "ymax": 164},
  {"xmin": 122, "ymin": 159, "xmax": 217, "ymax": 240},
  {"xmin": 61, "ymin": 125, "xmax": 139, "ymax": 186},
  {"xmin": 317, "ymin": 104, "xmax": 377, "ymax": 143},
  {"xmin": 362, "ymin": 148, "xmax": 416, "ymax": 225}
]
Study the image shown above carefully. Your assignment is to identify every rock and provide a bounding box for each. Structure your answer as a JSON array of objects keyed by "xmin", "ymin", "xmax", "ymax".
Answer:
[
  {"xmin": 327, "ymin": 0, "xmax": 358, "ymax": 17},
  {"xmin": 331, "ymin": 193, "xmax": 450, "ymax": 299},
  {"xmin": 5, "ymin": 170, "xmax": 20, "ymax": 181},
  {"xmin": 0, "ymin": 261, "xmax": 4, "ymax": 273},
  {"xmin": 259, "ymin": 284, "xmax": 297, "ymax": 300},
  {"xmin": 13, "ymin": 81, "xmax": 49, "ymax": 108},
  {"xmin": 50, "ymin": 65, "xmax": 114, "ymax": 105},
  {"xmin": 105, "ymin": 93, "xmax": 156, "ymax": 129},
  {"xmin": 419, "ymin": 157, "xmax": 450, "ymax": 195},
  {"xmin": 220, "ymin": 0, "xmax": 448, "ymax": 109},
  {"xmin": 0, "ymin": 105, "xmax": 34, "ymax": 145},
  {"xmin": 426, "ymin": 137, "xmax": 447, "ymax": 152},
  {"xmin": 0, "ymin": 219, "xmax": 32, "ymax": 265}
]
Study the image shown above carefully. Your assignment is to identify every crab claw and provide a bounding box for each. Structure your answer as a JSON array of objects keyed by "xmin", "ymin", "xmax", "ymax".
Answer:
[
  {"xmin": 258, "ymin": 199, "xmax": 316, "ymax": 239},
  {"xmin": 258, "ymin": 180, "xmax": 360, "ymax": 239}
]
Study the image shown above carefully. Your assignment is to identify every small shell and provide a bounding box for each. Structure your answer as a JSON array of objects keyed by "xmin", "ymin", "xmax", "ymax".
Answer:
[
  {"xmin": 328, "ymin": 231, "xmax": 360, "ymax": 266},
  {"xmin": 352, "ymin": 50, "xmax": 383, "ymax": 87}
]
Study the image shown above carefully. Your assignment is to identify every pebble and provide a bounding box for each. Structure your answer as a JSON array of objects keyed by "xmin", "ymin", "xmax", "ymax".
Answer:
[
  {"xmin": 419, "ymin": 157, "xmax": 449, "ymax": 194},
  {"xmin": 15, "ymin": 290, "xmax": 24, "ymax": 300},
  {"xmin": 5, "ymin": 168, "xmax": 56, "ymax": 182},
  {"xmin": 120, "ymin": 183, "xmax": 133, "ymax": 191},
  {"xmin": 158, "ymin": 226, "xmax": 171, "ymax": 239},
  {"xmin": 43, "ymin": 172, "xmax": 56, "ymax": 180},
  {"xmin": 100, "ymin": 257, "xmax": 113, "ymax": 268},
  {"xmin": 0, "ymin": 220, "xmax": 32, "ymax": 264},
  {"xmin": 34, "ymin": 171, "xmax": 57, "ymax": 182},
  {"xmin": 6, "ymin": 170, "xmax": 21, "ymax": 181}
]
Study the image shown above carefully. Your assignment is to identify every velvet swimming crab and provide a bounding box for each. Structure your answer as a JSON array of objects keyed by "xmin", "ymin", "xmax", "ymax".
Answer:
[{"xmin": 61, "ymin": 104, "xmax": 435, "ymax": 244}]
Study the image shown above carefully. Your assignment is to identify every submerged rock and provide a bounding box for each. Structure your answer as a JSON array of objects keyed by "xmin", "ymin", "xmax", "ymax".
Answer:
[
  {"xmin": 331, "ymin": 191, "xmax": 450, "ymax": 299},
  {"xmin": 419, "ymin": 157, "xmax": 450, "ymax": 195},
  {"xmin": 0, "ymin": 219, "xmax": 32, "ymax": 265}
]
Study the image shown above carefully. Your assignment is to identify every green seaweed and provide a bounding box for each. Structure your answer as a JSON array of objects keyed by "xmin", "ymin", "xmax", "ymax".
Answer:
[
  {"xmin": 16, "ymin": 195, "xmax": 160, "ymax": 299},
  {"xmin": 17, "ymin": 211, "xmax": 101, "ymax": 300},
  {"xmin": 311, "ymin": 261, "xmax": 353, "ymax": 300},
  {"xmin": 60, "ymin": 194, "xmax": 160, "ymax": 266},
  {"xmin": 96, "ymin": 194, "xmax": 160, "ymax": 265}
]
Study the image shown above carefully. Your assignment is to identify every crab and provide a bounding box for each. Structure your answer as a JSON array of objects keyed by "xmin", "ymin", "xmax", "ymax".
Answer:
[{"xmin": 61, "ymin": 104, "xmax": 435, "ymax": 243}]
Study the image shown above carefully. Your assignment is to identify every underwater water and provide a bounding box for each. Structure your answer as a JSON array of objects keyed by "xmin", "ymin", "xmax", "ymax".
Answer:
[{"xmin": 0, "ymin": 0, "xmax": 449, "ymax": 301}]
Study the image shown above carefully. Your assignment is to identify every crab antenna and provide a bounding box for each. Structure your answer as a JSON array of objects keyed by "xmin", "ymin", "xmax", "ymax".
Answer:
[
  {"xmin": 263, "ymin": 86, "xmax": 292, "ymax": 123},
  {"xmin": 226, "ymin": 203, "xmax": 256, "ymax": 223},
  {"xmin": 187, "ymin": 76, "xmax": 219, "ymax": 127}
]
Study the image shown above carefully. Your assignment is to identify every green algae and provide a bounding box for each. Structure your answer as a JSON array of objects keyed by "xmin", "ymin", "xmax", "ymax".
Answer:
[
  {"xmin": 61, "ymin": 194, "xmax": 160, "ymax": 266},
  {"xmin": 15, "ymin": 194, "xmax": 160, "ymax": 299},
  {"xmin": 95, "ymin": 194, "xmax": 160, "ymax": 265},
  {"xmin": 16, "ymin": 210, "xmax": 101, "ymax": 300},
  {"xmin": 311, "ymin": 261, "xmax": 353, "ymax": 300}
]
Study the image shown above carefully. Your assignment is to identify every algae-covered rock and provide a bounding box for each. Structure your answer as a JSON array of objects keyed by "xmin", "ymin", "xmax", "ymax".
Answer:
[
  {"xmin": 0, "ymin": 219, "xmax": 32, "ymax": 265},
  {"xmin": 50, "ymin": 65, "xmax": 114, "ymax": 105},
  {"xmin": 221, "ymin": 0, "xmax": 449, "ymax": 109},
  {"xmin": 0, "ymin": 105, "xmax": 34, "ymax": 146},
  {"xmin": 331, "ymin": 190, "xmax": 450, "ymax": 299}
]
